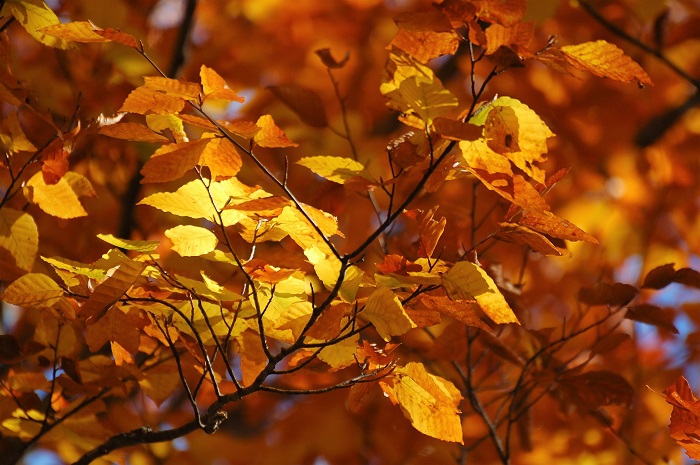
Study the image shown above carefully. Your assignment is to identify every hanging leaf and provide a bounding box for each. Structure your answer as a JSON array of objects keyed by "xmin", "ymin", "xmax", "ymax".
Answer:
[
  {"xmin": 0, "ymin": 207, "xmax": 38, "ymax": 271},
  {"xmin": 24, "ymin": 171, "xmax": 95, "ymax": 219},
  {"xmin": 1, "ymin": 273, "xmax": 63, "ymax": 308},
  {"xmin": 254, "ymin": 114, "xmax": 299, "ymax": 148},
  {"xmin": 5, "ymin": 0, "xmax": 70, "ymax": 49},
  {"xmin": 268, "ymin": 85, "xmax": 328, "ymax": 128},
  {"xmin": 200, "ymin": 65, "xmax": 244, "ymax": 103},
  {"xmin": 297, "ymin": 156, "xmax": 369, "ymax": 184},
  {"xmin": 390, "ymin": 11, "xmax": 459, "ymax": 63},
  {"xmin": 363, "ymin": 286, "xmax": 416, "ymax": 341},
  {"xmin": 664, "ymin": 376, "xmax": 700, "ymax": 460},
  {"xmin": 380, "ymin": 362, "xmax": 463, "ymax": 443},
  {"xmin": 140, "ymin": 138, "xmax": 210, "ymax": 183},
  {"xmin": 165, "ymin": 225, "xmax": 219, "ymax": 257}
]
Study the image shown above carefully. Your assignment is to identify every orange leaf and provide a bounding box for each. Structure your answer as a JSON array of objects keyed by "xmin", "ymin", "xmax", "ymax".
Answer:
[
  {"xmin": 484, "ymin": 22, "xmax": 534, "ymax": 55},
  {"xmin": 39, "ymin": 137, "xmax": 70, "ymax": 185},
  {"xmin": 200, "ymin": 65, "xmax": 244, "ymax": 103},
  {"xmin": 254, "ymin": 114, "xmax": 298, "ymax": 148},
  {"xmin": 408, "ymin": 206, "xmax": 446, "ymax": 258},
  {"xmin": 495, "ymin": 223, "xmax": 568, "ymax": 256},
  {"xmin": 199, "ymin": 137, "xmax": 242, "ymax": 180},
  {"xmin": 140, "ymin": 139, "xmax": 210, "ymax": 183},
  {"xmin": 518, "ymin": 212, "xmax": 598, "ymax": 244},
  {"xmin": 472, "ymin": 0, "xmax": 526, "ymax": 27},
  {"xmin": 39, "ymin": 21, "xmax": 110, "ymax": 43},
  {"xmin": 85, "ymin": 307, "xmax": 140, "ymax": 353},
  {"xmin": 119, "ymin": 86, "xmax": 185, "ymax": 115},
  {"xmin": 625, "ymin": 304, "xmax": 678, "ymax": 334},
  {"xmin": 143, "ymin": 76, "xmax": 201, "ymax": 101},
  {"xmin": 578, "ymin": 282, "xmax": 637, "ymax": 307},
  {"xmin": 375, "ymin": 255, "xmax": 422, "ymax": 275},
  {"xmin": 268, "ymin": 85, "xmax": 328, "ymax": 128},
  {"xmin": 390, "ymin": 11, "xmax": 459, "ymax": 63},
  {"xmin": 560, "ymin": 40, "xmax": 653, "ymax": 86},
  {"xmin": 98, "ymin": 122, "xmax": 171, "ymax": 143},
  {"xmin": 95, "ymin": 28, "xmax": 139, "ymax": 48},
  {"xmin": 80, "ymin": 258, "xmax": 146, "ymax": 321},
  {"xmin": 419, "ymin": 295, "xmax": 490, "ymax": 330},
  {"xmin": 237, "ymin": 330, "xmax": 268, "ymax": 387}
]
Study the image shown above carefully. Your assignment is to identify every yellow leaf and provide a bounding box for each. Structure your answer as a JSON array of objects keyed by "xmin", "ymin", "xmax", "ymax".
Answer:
[
  {"xmin": 140, "ymin": 138, "xmax": 209, "ymax": 183},
  {"xmin": 443, "ymin": 261, "xmax": 519, "ymax": 324},
  {"xmin": 470, "ymin": 96, "xmax": 554, "ymax": 185},
  {"xmin": 297, "ymin": 156, "xmax": 369, "ymax": 184},
  {"xmin": 199, "ymin": 136, "xmax": 242, "ymax": 180},
  {"xmin": 380, "ymin": 362, "xmax": 463, "ymax": 443},
  {"xmin": 146, "ymin": 114, "xmax": 187, "ymax": 143},
  {"xmin": 363, "ymin": 286, "xmax": 416, "ymax": 341},
  {"xmin": 98, "ymin": 122, "xmax": 171, "ymax": 143},
  {"xmin": 318, "ymin": 332, "xmax": 359, "ymax": 371},
  {"xmin": 119, "ymin": 86, "xmax": 185, "ymax": 115},
  {"xmin": 309, "ymin": 252, "xmax": 364, "ymax": 303},
  {"xmin": 200, "ymin": 65, "xmax": 244, "ymax": 102},
  {"xmin": 1, "ymin": 273, "xmax": 63, "ymax": 308},
  {"xmin": 39, "ymin": 20, "xmax": 109, "ymax": 43},
  {"xmin": 0, "ymin": 207, "xmax": 38, "ymax": 271},
  {"xmin": 96, "ymin": 234, "xmax": 160, "ymax": 253},
  {"xmin": 0, "ymin": 112, "xmax": 36, "ymax": 153},
  {"xmin": 254, "ymin": 114, "xmax": 298, "ymax": 148},
  {"xmin": 374, "ymin": 272, "xmax": 442, "ymax": 289},
  {"xmin": 24, "ymin": 171, "xmax": 95, "ymax": 219},
  {"xmin": 381, "ymin": 49, "xmax": 458, "ymax": 125},
  {"xmin": 5, "ymin": 0, "xmax": 69, "ymax": 49},
  {"xmin": 561, "ymin": 40, "xmax": 653, "ymax": 86},
  {"xmin": 237, "ymin": 330, "xmax": 268, "ymax": 386},
  {"xmin": 275, "ymin": 206, "xmax": 340, "ymax": 252},
  {"xmin": 2, "ymin": 409, "xmax": 44, "ymax": 439},
  {"xmin": 79, "ymin": 258, "xmax": 146, "ymax": 320},
  {"xmin": 165, "ymin": 225, "xmax": 218, "ymax": 257}
]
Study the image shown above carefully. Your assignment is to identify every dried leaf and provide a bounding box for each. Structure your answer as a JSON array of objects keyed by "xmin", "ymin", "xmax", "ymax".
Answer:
[
  {"xmin": 140, "ymin": 138, "xmax": 209, "ymax": 183},
  {"xmin": 80, "ymin": 258, "xmax": 146, "ymax": 320},
  {"xmin": 495, "ymin": 223, "xmax": 568, "ymax": 256},
  {"xmin": 664, "ymin": 376, "xmax": 700, "ymax": 460},
  {"xmin": 200, "ymin": 65, "xmax": 244, "ymax": 102},
  {"xmin": 98, "ymin": 122, "xmax": 171, "ymax": 143},
  {"xmin": 315, "ymin": 48, "xmax": 350, "ymax": 69}
]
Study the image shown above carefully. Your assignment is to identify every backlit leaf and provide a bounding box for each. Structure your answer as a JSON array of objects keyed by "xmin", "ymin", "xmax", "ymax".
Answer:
[
  {"xmin": 6, "ymin": 0, "xmax": 69, "ymax": 49},
  {"xmin": 143, "ymin": 76, "xmax": 201, "ymax": 102},
  {"xmin": 119, "ymin": 86, "xmax": 185, "ymax": 115},
  {"xmin": 297, "ymin": 156, "xmax": 368, "ymax": 184},
  {"xmin": 484, "ymin": 22, "xmax": 534, "ymax": 55},
  {"xmin": 495, "ymin": 223, "xmax": 568, "ymax": 256},
  {"xmin": 39, "ymin": 21, "xmax": 109, "ymax": 43},
  {"xmin": 85, "ymin": 307, "xmax": 140, "ymax": 353},
  {"xmin": 269, "ymin": 85, "xmax": 328, "ymax": 128},
  {"xmin": 198, "ymin": 137, "xmax": 242, "ymax": 180},
  {"xmin": 443, "ymin": 261, "xmax": 519, "ymax": 324},
  {"xmin": 664, "ymin": 376, "xmax": 700, "ymax": 460},
  {"xmin": 0, "ymin": 207, "xmax": 38, "ymax": 271},
  {"xmin": 254, "ymin": 114, "xmax": 298, "ymax": 148},
  {"xmin": 98, "ymin": 122, "xmax": 171, "ymax": 143},
  {"xmin": 165, "ymin": 225, "xmax": 218, "ymax": 257},
  {"xmin": 24, "ymin": 171, "xmax": 95, "ymax": 219},
  {"xmin": 561, "ymin": 40, "xmax": 653, "ymax": 86},
  {"xmin": 139, "ymin": 359, "xmax": 181, "ymax": 407},
  {"xmin": 472, "ymin": 0, "xmax": 526, "ymax": 27},
  {"xmin": 1, "ymin": 273, "xmax": 63, "ymax": 308},
  {"xmin": 0, "ymin": 112, "xmax": 36, "ymax": 153},
  {"xmin": 140, "ymin": 138, "xmax": 209, "ymax": 183},
  {"xmin": 96, "ymin": 234, "xmax": 160, "ymax": 253},
  {"xmin": 200, "ymin": 65, "xmax": 244, "ymax": 102},
  {"xmin": 518, "ymin": 212, "xmax": 598, "ymax": 243},
  {"xmin": 363, "ymin": 286, "xmax": 416, "ymax": 341},
  {"xmin": 380, "ymin": 362, "xmax": 463, "ymax": 443},
  {"xmin": 79, "ymin": 258, "xmax": 146, "ymax": 320}
]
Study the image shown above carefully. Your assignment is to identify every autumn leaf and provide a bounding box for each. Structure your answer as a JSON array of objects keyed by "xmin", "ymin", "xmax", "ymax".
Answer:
[
  {"xmin": 560, "ymin": 40, "xmax": 653, "ymax": 86},
  {"xmin": 254, "ymin": 114, "xmax": 298, "ymax": 148},
  {"xmin": 85, "ymin": 307, "xmax": 141, "ymax": 353},
  {"xmin": 165, "ymin": 225, "xmax": 219, "ymax": 257},
  {"xmin": 578, "ymin": 282, "xmax": 638, "ymax": 307},
  {"xmin": 380, "ymin": 362, "xmax": 463, "ymax": 443},
  {"xmin": 24, "ymin": 171, "xmax": 95, "ymax": 218},
  {"xmin": 139, "ymin": 359, "xmax": 181, "ymax": 406},
  {"xmin": 0, "ymin": 112, "xmax": 36, "ymax": 153},
  {"xmin": 390, "ymin": 11, "xmax": 459, "ymax": 63},
  {"xmin": 472, "ymin": 0, "xmax": 526, "ymax": 27},
  {"xmin": 268, "ymin": 85, "xmax": 328, "ymax": 128},
  {"xmin": 79, "ymin": 257, "xmax": 147, "ymax": 321},
  {"xmin": 297, "ymin": 156, "xmax": 369, "ymax": 184},
  {"xmin": 119, "ymin": 86, "xmax": 185, "ymax": 115},
  {"xmin": 5, "ymin": 0, "xmax": 70, "ymax": 49},
  {"xmin": 406, "ymin": 206, "xmax": 446, "ymax": 258},
  {"xmin": 39, "ymin": 21, "xmax": 110, "ymax": 43},
  {"xmin": 495, "ymin": 223, "xmax": 568, "ymax": 256},
  {"xmin": 98, "ymin": 122, "xmax": 172, "ymax": 143},
  {"xmin": 200, "ymin": 65, "xmax": 244, "ymax": 103},
  {"xmin": 664, "ymin": 376, "xmax": 700, "ymax": 460},
  {"xmin": 96, "ymin": 234, "xmax": 160, "ymax": 253},
  {"xmin": 315, "ymin": 48, "xmax": 350, "ymax": 69},
  {"xmin": 625, "ymin": 304, "xmax": 678, "ymax": 334},
  {"xmin": 2, "ymin": 273, "xmax": 63, "ymax": 308},
  {"xmin": 140, "ymin": 138, "xmax": 209, "ymax": 183},
  {"xmin": 0, "ymin": 207, "xmax": 38, "ymax": 271},
  {"xmin": 198, "ymin": 136, "xmax": 243, "ymax": 180},
  {"xmin": 363, "ymin": 286, "xmax": 416, "ymax": 341},
  {"xmin": 443, "ymin": 261, "xmax": 519, "ymax": 324},
  {"xmin": 484, "ymin": 22, "xmax": 534, "ymax": 55}
]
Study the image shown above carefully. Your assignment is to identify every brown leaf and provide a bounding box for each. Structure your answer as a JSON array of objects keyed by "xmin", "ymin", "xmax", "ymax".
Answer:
[
  {"xmin": 495, "ymin": 223, "xmax": 568, "ymax": 256},
  {"xmin": 390, "ymin": 11, "xmax": 459, "ymax": 63},
  {"xmin": 664, "ymin": 376, "xmax": 700, "ymax": 459},
  {"xmin": 559, "ymin": 370, "xmax": 634, "ymax": 409},
  {"xmin": 642, "ymin": 263, "xmax": 677, "ymax": 289},
  {"xmin": 268, "ymin": 85, "xmax": 328, "ymax": 128},
  {"xmin": 578, "ymin": 282, "xmax": 638, "ymax": 307},
  {"xmin": 625, "ymin": 304, "xmax": 678, "ymax": 334},
  {"xmin": 316, "ymin": 48, "xmax": 350, "ymax": 69},
  {"xmin": 518, "ymin": 212, "xmax": 598, "ymax": 244}
]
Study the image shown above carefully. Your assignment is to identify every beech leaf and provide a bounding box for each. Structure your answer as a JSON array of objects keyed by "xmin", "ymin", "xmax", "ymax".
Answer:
[
  {"xmin": 0, "ymin": 207, "xmax": 38, "ymax": 271},
  {"xmin": 561, "ymin": 40, "xmax": 653, "ymax": 86},
  {"xmin": 363, "ymin": 286, "xmax": 416, "ymax": 340},
  {"xmin": 165, "ymin": 225, "xmax": 219, "ymax": 257},
  {"xmin": 1, "ymin": 273, "xmax": 63, "ymax": 308}
]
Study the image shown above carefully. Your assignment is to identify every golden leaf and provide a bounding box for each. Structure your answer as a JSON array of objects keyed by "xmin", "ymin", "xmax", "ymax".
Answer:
[
  {"xmin": 0, "ymin": 207, "xmax": 38, "ymax": 271},
  {"xmin": 443, "ymin": 261, "xmax": 519, "ymax": 324},
  {"xmin": 139, "ymin": 360, "xmax": 181, "ymax": 406},
  {"xmin": 495, "ymin": 223, "xmax": 568, "ymax": 256},
  {"xmin": 198, "ymin": 137, "xmax": 242, "ymax": 180},
  {"xmin": 363, "ymin": 286, "xmax": 416, "ymax": 341},
  {"xmin": 5, "ymin": 0, "xmax": 69, "ymax": 49},
  {"xmin": 39, "ymin": 20, "xmax": 109, "ymax": 43},
  {"xmin": 119, "ymin": 86, "xmax": 185, "ymax": 115},
  {"xmin": 1, "ymin": 273, "xmax": 63, "ymax": 308},
  {"xmin": 254, "ymin": 114, "xmax": 298, "ymax": 148},
  {"xmin": 318, "ymin": 332, "xmax": 359, "ymax": 371},
  {"xmin": 79, "ymin": 258, "xmax": 146, "ymax": 320},
  {"xmin": 143, "ymin": 76, "xmax": 201, "ymax": 102},
  {"xmin": 164, "ymin": 225, "xmax": 218, "ymax": 257},
  {"xmin": 380, "ymin": 362, "xmax": 463, "ymax": 443},
  {"xmin": 96, "ymin": 234, "xmax": 160, "ymax": 253},
  {"xmin": 24, "ymin": 171, "xmax": 96, "ymax": 219},
  {"xmin": 0, "ymin": 112, "xmax": 36, "ymax": 153},
  {"xmin": 98, "ymin": 122, "xmax": 171, "ymax": 143},
  {"xmin": 200, "ymin": 65, "xmax": 245, "ymax": 102},
  {"xmin": 484, "ymin": 22, "xmax": 534, "ymax": 55},
  {"xmin": 561, "ymin": 40, "xmax": 653, "ymax": 86},
  {"xmin": 390, "ymin": 11, "xmax": 459, "ymax": 63},
  {"xmin": 472, "ymin": 0, "xmax": 526, "ymax": 27},
  {"xmin": 297, "ymin": 156, "xmax": 369, "ymax": 184}
]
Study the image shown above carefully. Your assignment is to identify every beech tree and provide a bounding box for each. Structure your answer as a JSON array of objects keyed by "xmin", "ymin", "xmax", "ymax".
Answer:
[{"xmin": 1, "ymin": 0, "xmax": 700, "ymax": 464}]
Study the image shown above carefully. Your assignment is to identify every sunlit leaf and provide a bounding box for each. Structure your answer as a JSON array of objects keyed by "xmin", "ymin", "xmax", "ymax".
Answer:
[
  {"xmin": 664, "ymin": 376, "xmax": 700, "ymax": 460},
  {"xmin": 119, "ymin": 86, "xmax": 185, "ymax": 115},
  {"xmin": 254, "ymin": 114, "xmax": 299, "ymax": 148},
  {"xmin": 24, "ymin": 171, "xmax": 95, "ymax": 219},
  {"xmin": 140, "ymin": 138, "xmax": 209, "ymax": 183},
  {"xmin": 495, "ymin": 223, "xmax": 568, "ymax": 256},
  {"xmin": 1, "ymin": 273, "xmax": 63, "ymax": 308},
  {"xmin": 472, "ymin": 0, "xmax": 526, "ymax": 27},
  {"xmin": 0, "ymin": 112, "xmax": 36, "ymax": 153},
  {"xmin": 443, "ymin": 261, "xmax": 519, "ymax": 324},
  {"xmin": 561, "ymin": 40, "xmax": 653, "ymax": 86},
  {"xmin": 5, "ymin": 0, "xmax": 69, "ymax": 49},
  {"xmin": 390, "ymin": 11, "xmax": 459, "ymax": 63},
  {"xmin": 0, "ymin": 207, "xmax": 38, "ymax": 271},
  {"xmin": 98, "ymin": 122, "xmax": 171, "ymax": 143},
  {"xmin": 297, "ymin": 156, "xmax": 369, "ymax": 184},
  {"xmin": 79, "ymin": 258, "xmax": 146, "ymax": 320},
  {"xmin": 165, "ymin": 225, "xmax": 218, "ymax": 257},
  {"xmin": 96, "ymin": 234, "xmax": 160, "ymax": 253},
  {"xmin": 39, "ymin": 21, "xmax": 110, "ymax": 43},
  {"xmin": 200, "ymin": 65, "xmax": 244, "ymax": 102},
  {"xmin": 198, "ymin": 137, "xmax": 242, "ymax": 180},
  {"xmin": 363, "ymin": 286, "xmax": 416, "ymax": 341},
  {"xmin": 380, "ymin": 362, "xmax": 463, "ymax": 443}
]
